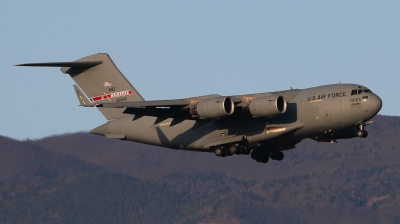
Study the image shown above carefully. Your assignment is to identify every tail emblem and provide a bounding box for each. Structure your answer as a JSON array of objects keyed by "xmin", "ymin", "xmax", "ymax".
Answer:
[{"xmin": 90, "ymin": 90, "xmax": 133, "ymax": 102}]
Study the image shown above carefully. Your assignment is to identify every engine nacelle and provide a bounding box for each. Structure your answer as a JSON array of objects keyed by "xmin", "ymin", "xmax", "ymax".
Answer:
[
  {"xmin": 247, "ymin": 95, "xmax": 287, "ymax": 117},
  {"xmin": 192, "ymin": 97, "xmax": 234, "ymax": 119}
]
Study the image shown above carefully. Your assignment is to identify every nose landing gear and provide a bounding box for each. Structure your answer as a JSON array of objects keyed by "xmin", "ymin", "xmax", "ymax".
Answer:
[
  {"xmin": 357, "ymin": 123, "xmax": 369, "ymax": 138},
  {"xmin": 357, "ymin": 130, "xmax": 368, "ymax": 138}
]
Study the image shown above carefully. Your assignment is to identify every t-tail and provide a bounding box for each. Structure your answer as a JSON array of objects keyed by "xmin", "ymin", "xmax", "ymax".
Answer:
[{"xmin": 17, "ymin": 53, "xmax": 144, "ymax": 120}]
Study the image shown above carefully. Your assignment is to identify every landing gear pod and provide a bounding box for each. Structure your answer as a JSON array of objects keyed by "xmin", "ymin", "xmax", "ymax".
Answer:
[
  {"xmin": 247, "ymin": 95, "xmax": 286, "ymax": 117},
  {"xmin": 192, "ymin": 97, "xmax": 234, "ymax": 119}
]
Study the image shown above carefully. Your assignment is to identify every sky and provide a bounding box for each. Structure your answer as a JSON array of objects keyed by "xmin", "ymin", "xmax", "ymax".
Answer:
[{"xmin": 1, "ymin": 1, "xmax": 399, "ymax": 139}]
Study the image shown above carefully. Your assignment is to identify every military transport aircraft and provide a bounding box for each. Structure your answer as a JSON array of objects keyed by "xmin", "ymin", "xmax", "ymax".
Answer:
[{"xmin": 18, "ymin": 53, "xmax": 382, "ymax": 164}]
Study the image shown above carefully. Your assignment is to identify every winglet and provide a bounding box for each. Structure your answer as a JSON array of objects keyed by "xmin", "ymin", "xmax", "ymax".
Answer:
[{"xmin": 73, "ymin": 85, "xmax": 93, "ymax": 107}]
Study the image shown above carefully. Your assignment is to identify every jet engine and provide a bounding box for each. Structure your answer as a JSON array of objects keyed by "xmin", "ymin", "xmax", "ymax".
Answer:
[
  {"xmin": 192, "ymin": 96, "xmax": 234, "ymax": 119},
  {"xmin": 247, "ymin": 95, "xmax": 287, "ymax": 117}
]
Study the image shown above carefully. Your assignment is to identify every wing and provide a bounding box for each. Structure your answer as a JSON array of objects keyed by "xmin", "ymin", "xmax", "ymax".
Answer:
[
  {"xmin": 95, "ymin": 95, "xmax": 242, "ymax": 126},
  {"xmin": 96, "ymin": 99, "xmax": 191, "ymax": 125}
]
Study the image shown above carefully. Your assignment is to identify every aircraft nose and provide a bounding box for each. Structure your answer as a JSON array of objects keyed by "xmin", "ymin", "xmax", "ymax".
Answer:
[{"xmin": 370, "ymin": 94, "xmax": 382, "ymax": 115}]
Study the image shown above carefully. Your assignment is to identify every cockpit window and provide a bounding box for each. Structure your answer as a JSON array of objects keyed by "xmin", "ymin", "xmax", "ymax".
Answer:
[{"xmin": 351, "ymin": 88, "xmax": 372, "ymax": 95}]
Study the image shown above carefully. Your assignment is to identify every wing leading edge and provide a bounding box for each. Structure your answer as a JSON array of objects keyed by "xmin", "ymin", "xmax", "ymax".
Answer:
[{"xmin": 95, "ymin": 96, "xmax": 242, "ymax": 126}]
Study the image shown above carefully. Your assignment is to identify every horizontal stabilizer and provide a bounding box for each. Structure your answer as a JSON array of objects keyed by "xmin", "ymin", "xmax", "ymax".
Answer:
[{"xmin": 16, "ymin": 61, "xmax": 103, "ymax": 67}]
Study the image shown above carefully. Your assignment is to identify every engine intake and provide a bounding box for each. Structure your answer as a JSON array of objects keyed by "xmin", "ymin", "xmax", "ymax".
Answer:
[
  {"xmin": 247, "ymin": 95, "xmax": 287, "ymax": 117},
  {"xmin": 192, "ymin": 97, "xmax": 234, "ymax": 119}
]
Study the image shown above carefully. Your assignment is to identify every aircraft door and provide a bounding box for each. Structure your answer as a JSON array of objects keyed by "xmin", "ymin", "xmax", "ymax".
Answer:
[{"xmin": 324, "ymin": 111, "xmax": 331, "ymax": 122}]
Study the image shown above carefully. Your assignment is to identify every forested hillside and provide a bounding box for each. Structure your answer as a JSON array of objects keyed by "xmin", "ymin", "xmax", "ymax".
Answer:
[{"xmin": 1, "ymin": 115, "xmax": 400, "ymax": 223}]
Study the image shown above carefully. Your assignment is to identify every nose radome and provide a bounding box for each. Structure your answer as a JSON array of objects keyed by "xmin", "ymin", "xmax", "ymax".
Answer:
[{"xmin": 370, "ymin": 94, "xmax": 383, "ymax": 115}]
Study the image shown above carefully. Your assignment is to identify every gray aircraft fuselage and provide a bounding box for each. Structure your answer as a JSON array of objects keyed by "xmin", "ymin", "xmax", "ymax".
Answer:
[{"xmin": 91, "ymin": 83, "xmax": 382, "ymax": 153}]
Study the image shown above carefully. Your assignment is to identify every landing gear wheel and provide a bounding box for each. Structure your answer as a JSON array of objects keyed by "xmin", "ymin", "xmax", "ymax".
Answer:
[
  {"xmin": 228, "ymin": 144, "xmax": 237, "ymax": 155},
  {"xmin": 243, "ymin": 147, "xmax": 251, "ymax": 155},
  {"xmin": 276, "ymin": 152, "xmax": 284, "ymax": 161},
  {"xmin": 251, "ymin": 150, "xmax": 257, "ymax": 160},
  {"xmin": 221, "ymin": 148, "xmax": 227, "ymax": 157},
  {"xmin": 357, "ymin": 130, "xmax": 368, "ymax": 138},
  {"xmin": 357, "ymin": 130, "xmax": 364, "ymax": 138},
  {"xmin": 214, "ymin": 147, "xmax": 223, "ymax": 157},
  {"xmin": 261, "ymin": 155, "xmax": 269, "ymax": 163},
  {"xmin": 251, "ymin": 149, "xmax": 269, "ymax": 163}
]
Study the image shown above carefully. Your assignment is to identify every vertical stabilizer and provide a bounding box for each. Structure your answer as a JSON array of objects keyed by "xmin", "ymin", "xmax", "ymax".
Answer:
[
  {"xmin": 17, "ymin": 53, "xmax": 144, "ymax": 120},
  {"xmin": 61, "ymin": 53, "xmax": 144, "ymax": 120}
]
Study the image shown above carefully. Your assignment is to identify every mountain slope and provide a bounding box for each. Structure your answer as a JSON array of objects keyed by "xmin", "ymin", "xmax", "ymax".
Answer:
[
  {"xmin": 1, "ymin": 115, "xmax": 400, "ymax": 223},
  {"xmin": 0, "ymin": 135, "xmax": 100, "ymax": 181}
]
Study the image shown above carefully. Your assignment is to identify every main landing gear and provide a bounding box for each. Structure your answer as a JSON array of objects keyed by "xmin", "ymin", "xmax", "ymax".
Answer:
[
  {"xmin": 214, "ymin": 144, "xmax": 285, "ymax": 164},
  {"xmin": 214, "ymin": 144, "xmax": 250, "ymax": 157},
  {"xmin": 250, "ymin": 149, "xmax": 284, "ymax": 164}
]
